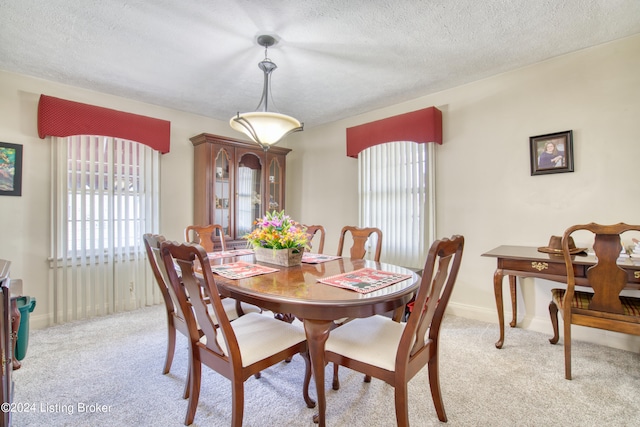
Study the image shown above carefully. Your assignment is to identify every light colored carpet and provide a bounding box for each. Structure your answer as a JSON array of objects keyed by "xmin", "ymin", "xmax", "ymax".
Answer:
[{"xmin": 10, "ymin": 305, "xmax": 640, "ymax": 426}]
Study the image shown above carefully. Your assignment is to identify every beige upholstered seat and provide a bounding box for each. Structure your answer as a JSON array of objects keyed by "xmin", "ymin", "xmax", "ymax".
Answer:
[
  {"xmin": 160, "ymin": 241, "xmax": 314, "ymax": 426},
  {"xmin": 325, "ymin": 235, "xmax": 464, "ymax": 425},
  {"xmin": 548, "ymin": 222, "xmax": 640, "ymax": 380}
]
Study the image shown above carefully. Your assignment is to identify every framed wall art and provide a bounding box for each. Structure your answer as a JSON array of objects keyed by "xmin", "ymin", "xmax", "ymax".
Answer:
[
  {"xmin": 529, "ymin": 130, "xmax": 574, "ymax": 176},
  {"xmin": 0, "ymin": 142, "xmax": 23, "ymax": 196}
]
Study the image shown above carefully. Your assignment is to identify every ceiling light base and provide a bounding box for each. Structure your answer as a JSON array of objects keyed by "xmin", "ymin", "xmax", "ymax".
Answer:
[{"xmin": 257, "ymin": 35, "xmax": 276, "ymax": 48}]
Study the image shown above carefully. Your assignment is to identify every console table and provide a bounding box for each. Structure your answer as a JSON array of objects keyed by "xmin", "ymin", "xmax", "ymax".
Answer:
[
  {"xmin": 0, "ymin": 260, "xmax": 21, "ymax": 427},
  {"xmin": 482, "ymin": 245, "xmax": 640, "ymax": 349}
]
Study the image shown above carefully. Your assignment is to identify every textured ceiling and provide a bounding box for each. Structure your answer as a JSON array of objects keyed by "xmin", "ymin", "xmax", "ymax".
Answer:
[{"xmin": 1, "ymin": 1, "xmax": 639, "ymax": 128}]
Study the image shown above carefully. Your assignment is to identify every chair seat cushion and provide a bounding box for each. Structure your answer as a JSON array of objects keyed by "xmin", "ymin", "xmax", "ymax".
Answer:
[
  {"xmin": 205, "ymin": 298, "xmax": 261, "ymax": 325},
  {"xmin": 551, "ymin": 288, "xmax": 640, "ymax": 316},
  {"xmin": 220, "ymin": 298, "xmax": 262, "ymax": 321},
  {"xmin": 212, "ymin": 312, "xmax": 306, "ymax": 367},
  {"xmin": 325, "ymin": 314, "xmax": 405, "ymax": 371}
]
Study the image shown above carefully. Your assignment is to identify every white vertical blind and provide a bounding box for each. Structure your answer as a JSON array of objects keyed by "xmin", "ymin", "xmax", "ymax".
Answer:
[
  {"xmin": 49, "ymin": 136, "xmax": 160, "ymax": 324},
  {"xmin": 358, "ymin": 141, "xmax": 435, "ymax": 268}
]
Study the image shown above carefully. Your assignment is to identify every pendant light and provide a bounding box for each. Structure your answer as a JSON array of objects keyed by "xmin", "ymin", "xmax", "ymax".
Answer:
[{"xmin": 230, "ymin": 35, "xmax": 303, "ymax": 150}]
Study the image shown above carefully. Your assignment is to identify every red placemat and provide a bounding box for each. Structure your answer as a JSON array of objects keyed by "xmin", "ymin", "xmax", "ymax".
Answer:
[
  {"xmin": 206, "ymin": 249, "xmax": 254, "ymax": 259},
  {"xmin": 210, "ymin": 261, "xmax": 278, "ymax": 280},
  {"xmin": 301, "ymin": 253, "xmax": 341, "ymax": 264},
  {"xmin": 317, "ymin": 268, "xmax": 412, "ymax": 294}
]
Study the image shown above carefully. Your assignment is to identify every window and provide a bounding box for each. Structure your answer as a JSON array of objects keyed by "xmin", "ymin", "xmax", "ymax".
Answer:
[
  {"xmin": 50, "ymin": 135, "xmax": 160, "ymax": 322},
  {"xmin": 64, "ymin": 137, "xmax": 154, "ymax": 254},
  {"xmin": 358, "ymin": 141, "xmax": 435, "ymax": 268}
]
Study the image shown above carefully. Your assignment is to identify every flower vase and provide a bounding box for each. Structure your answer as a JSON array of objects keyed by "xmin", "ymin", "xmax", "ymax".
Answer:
[{"xmin": 253, "ymin": 247, "xmax": 303, "ymax": 267}]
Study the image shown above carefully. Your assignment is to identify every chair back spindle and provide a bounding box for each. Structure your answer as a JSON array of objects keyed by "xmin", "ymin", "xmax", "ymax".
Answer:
[
  {"xmin": 337, "ymin": 226, "xmax": 382, "ymax": 262},
  {"xmin": 185, "ymin": 224, "xmax": 227, "ymax": 252}
]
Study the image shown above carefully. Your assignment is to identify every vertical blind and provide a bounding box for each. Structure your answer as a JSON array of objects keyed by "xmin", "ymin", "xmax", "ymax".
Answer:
[
  {"xmin": 50, "ymin": 135, "xmax": 160, "ymax": 323},
  {"xmin": 358, "ymin": 141, "xmax": 435, "ymax": 269}
]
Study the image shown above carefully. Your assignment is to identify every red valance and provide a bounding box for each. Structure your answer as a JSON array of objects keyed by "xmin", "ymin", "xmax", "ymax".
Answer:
[
  {"xmin": 37, "ymin": 95, "xmax": 171, "ymax": 154},
  {"xmin": 346, "ymin": 106, "xmax": 442, "ymax": 158}
]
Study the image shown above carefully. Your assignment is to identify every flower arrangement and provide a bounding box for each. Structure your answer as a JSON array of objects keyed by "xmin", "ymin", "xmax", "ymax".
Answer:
[{"xmin": 244, "ymin": 210, "xmax": 308, "ymax": 251}]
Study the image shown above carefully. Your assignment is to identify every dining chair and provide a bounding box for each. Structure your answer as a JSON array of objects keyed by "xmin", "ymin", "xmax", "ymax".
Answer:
[
  {"xmin": 185, "ymin": 224, "xmax": 226, "ymax": 252},
  {"xmin": 548, "ymin": 222, "xmax": 640, "ymax": 380},
  {"xmin": 325, "ymin": 235, "xmax": 464, "ymax": 425},
  {"xmin": 336, "ymin": 225, "xmax": 382, "ymax": 262},
  {"xmin": 143, "ymin": 233, "xmax": 197, "ymax": 399},
  {"xmin": 332, "ymin": 225, "xmax": 383, "ymax": 385},
  {"xmin": 143, "ymin": 233, "xmax": 260, "ymax": 396},
  {"xmin": 184, "ymin": 225, "xmax": 261, "ymax": 317},
  {"xmin": 159, "ymin": 241, "xmax": 314, "ymax": 426},
  {"xmin": 303, "ymin": 224, "xmax": 325, "ymax": 253}
]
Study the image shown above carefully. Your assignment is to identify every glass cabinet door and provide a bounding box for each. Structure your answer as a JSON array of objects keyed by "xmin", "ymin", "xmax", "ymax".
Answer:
[
  {"xmin": 236, "ymin": 152, "xmax": 262, "ymax": 238},
  {"xmin": 214, "ymin": 148, "xmax": 231, "ymax": 237},
  {"xmin": 268, "ymin": 157, "xmax": 283, "ymax": 211}
]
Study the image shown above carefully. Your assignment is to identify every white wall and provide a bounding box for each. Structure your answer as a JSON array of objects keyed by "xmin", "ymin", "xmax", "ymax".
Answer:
[
  {"xmin": 284, "ymin": 34, "xmax": 640, "ymax": 351},
  {"xmin": 1, "ymin": 34, "xmax": 639, "ymax": 352}
]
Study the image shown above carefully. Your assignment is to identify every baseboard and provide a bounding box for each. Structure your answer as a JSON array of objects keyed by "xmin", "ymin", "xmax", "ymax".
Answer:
[{"xmin": 446, "ymin": 301, "xmax": 640, "ymax": 353}]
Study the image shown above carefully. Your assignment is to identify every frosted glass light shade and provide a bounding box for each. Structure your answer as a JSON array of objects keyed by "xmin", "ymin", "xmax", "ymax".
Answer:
[{"xmin": 230, "ymin": 111, "xmax": 303, "ymax": 148}]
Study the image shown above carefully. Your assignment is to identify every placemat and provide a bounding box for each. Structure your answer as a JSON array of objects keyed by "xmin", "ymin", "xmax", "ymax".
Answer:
[
  {"xmin": 206, "ymin": 249, "xmax": 254, "ymax": 259},
  {"xmin": 301, "ymin": 253, "xmax": 341, "ymax": 264},
  {"xmin": 210, "ymin": 261, "xmax": 278, "ymax": 280},
  {"xmin": 317, "ymin": 267, "xmax": 412, "ymax": 294}
]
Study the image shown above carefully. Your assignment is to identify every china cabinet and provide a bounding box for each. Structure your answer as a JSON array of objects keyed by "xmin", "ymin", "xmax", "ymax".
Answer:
[{"xmin": 190, "ymin": 133, "xmax": 291, "ymax": 250}]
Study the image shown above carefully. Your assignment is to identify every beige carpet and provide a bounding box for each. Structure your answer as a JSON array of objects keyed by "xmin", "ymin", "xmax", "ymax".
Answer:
[{"xmin": 10, "ymin": 304, "xmax": 640, "ymax": 426}]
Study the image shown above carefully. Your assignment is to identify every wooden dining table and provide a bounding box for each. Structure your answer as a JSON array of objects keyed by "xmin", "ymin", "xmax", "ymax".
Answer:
[{"xmin": 205, "ymin": 253, "xmax": 420, "ymax": 426}]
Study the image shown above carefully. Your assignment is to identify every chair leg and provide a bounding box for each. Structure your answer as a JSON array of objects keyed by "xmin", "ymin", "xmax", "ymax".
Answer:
[
  {"xmin": 394, "ymin": 381, "xmax": 410, "ymax": 427},
  {"xmin": 230, "ymin": 378, "xmax": 245, "ymax": 427},
  {"xmin": 428, "ymin": 352, "xmax": 447, "ymax": 422},
  {"xmin": 183, "ymin": 356, "xmax": 191, "ymax": 399},
  {"xmin": 548, "ymin": 301, "xmax": 559, "ymax": 344},
  {"xmin": 163, "ymin": 322, "xmax": 177, "ymax": 374},
  {"xmin": 363, "ymin": 374, "xmax": 371, "ymax": 383},
  {"xmin": 563, "ymin": 320, "xmax": 572, "ymax": 380},
  {"xmin": 332, "ymin": 363, "xmax": 340, "ymax": 390},
  {"xmin": 301, "ymin": 351, "xmax": 316, "ymax": 408},
  {"xmin": 184, "ymin": 356, "xmax": 201, "ymax": 426}
]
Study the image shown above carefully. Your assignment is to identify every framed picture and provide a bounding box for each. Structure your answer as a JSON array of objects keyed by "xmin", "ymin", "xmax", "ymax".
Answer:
[
  {"xmin": 529, "ymin": 130, "xmax": 574, "ymax": 176},
  {"xmin": 0, "ymin": 142, "xmax": 23, "ymax": 196}
]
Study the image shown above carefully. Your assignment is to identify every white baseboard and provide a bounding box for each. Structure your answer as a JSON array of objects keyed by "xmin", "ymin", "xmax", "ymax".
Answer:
[{"xmin": 446, "ymin": 301, "xmax": 640, "ymax": 353}]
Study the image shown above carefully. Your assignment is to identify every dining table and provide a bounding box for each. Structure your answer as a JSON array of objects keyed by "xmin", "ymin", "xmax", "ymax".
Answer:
[{"xmin": 204, "ymin": 251, "xmax": 421, "ymax": 426}]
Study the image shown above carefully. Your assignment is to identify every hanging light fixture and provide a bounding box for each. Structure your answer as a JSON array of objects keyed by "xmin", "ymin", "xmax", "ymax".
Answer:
[{"xmin": 230, "ymin": 34, "xmax": 303, "ymax": 150}]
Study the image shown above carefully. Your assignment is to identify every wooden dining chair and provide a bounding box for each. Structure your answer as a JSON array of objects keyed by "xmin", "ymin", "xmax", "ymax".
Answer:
[
  {"xmin": 143, "ymin": 234, "xmax": 260, "ymax": 396},
  {"xmin": 185, "ymin": 224, "xmax": 226, "ymax": 252},
  {"xmin": 185, "ymin": 225, "xmax": 261, "ymax": 316},
  {"xmin": 333, "ymin": 225, "xmax": 383, "ymax": 385},
  {"xmin": 336, "ymin": 225, "xmax": 382, "ymax": 262},
  {"xmin": 303, "ymin": 224, "xmax": 325, "ymax": 253},
  {"xmin": 143, "ymin": 233, "xmax": 196, "ymax": 399},
  {"xmin": 325, "ymin": 235, "xmax": 464, "ymax": 426},
  {"xmin": 548, "ymin": 222, "xmax": 640, "ymax": 380},
  {"xmin": 159, "ymin": 241, "xmax": 314, "ymax": 426}
]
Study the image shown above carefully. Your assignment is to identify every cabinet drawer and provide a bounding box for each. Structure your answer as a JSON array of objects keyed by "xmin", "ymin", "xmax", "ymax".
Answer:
[
  {"xmin": 626, "ymin": 268, "xmax": 640, "ymax": 286},
  {"xmin": 499, "ymin": 258, "xmax": 584, "ymax": 277}
]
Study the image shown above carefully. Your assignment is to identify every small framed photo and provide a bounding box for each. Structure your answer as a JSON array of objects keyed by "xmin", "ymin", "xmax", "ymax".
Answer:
[
  {"xmin": 529, "ymin": 130, "xmax": 574, "ymax": 176},
  {"xmin": 0, "ymin": 142, "xmax": 23, "ymax": 196}
]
